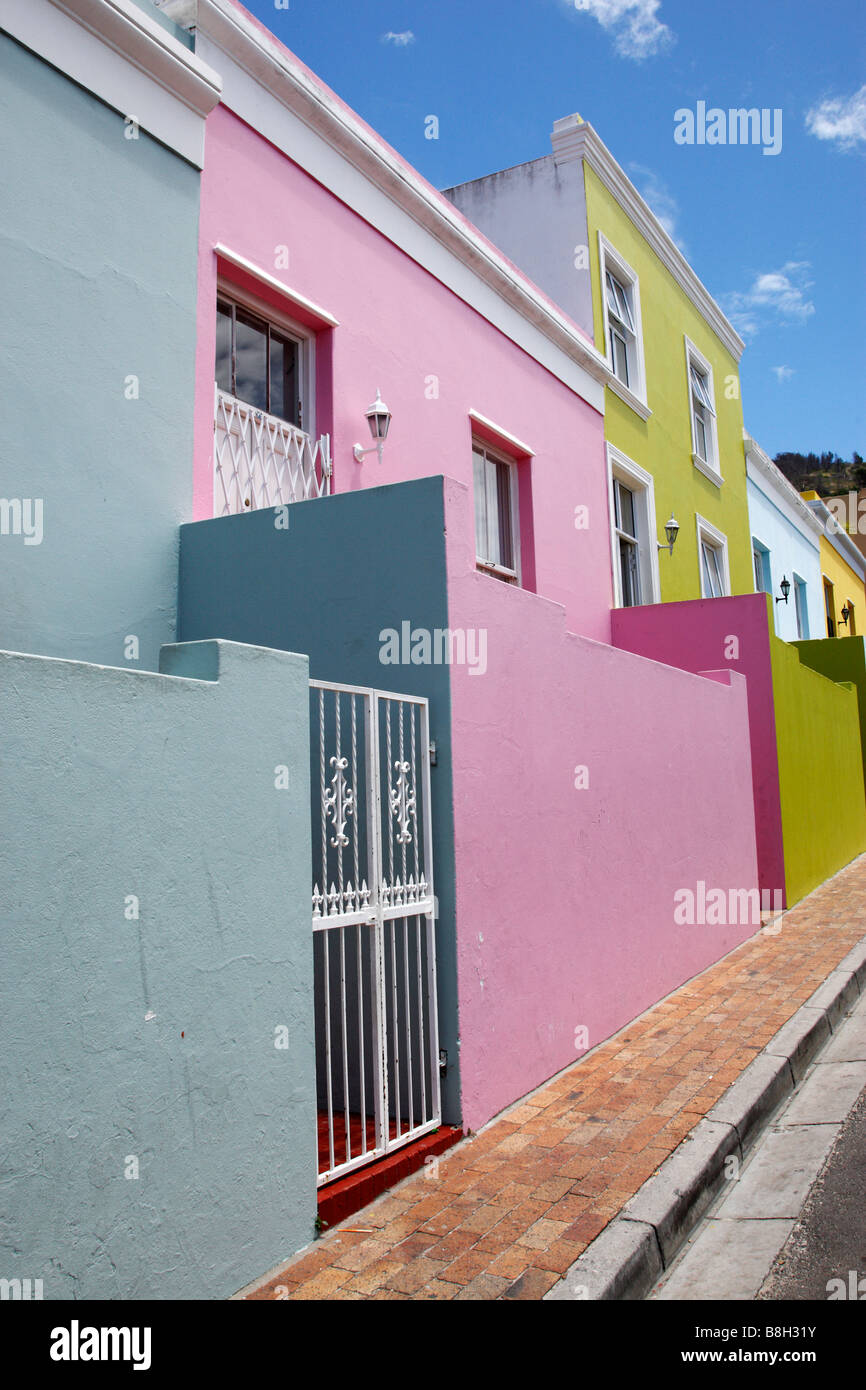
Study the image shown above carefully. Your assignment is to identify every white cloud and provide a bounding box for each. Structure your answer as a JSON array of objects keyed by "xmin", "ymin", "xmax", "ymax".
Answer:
[
  {"xmin": 566, "ymin": 0, "xmax": 673, "ymax": 60},
  {"xmin": 381, "ymin": 30, "xmax": 415, "ymax": 47},
  {"xmin": 722, "ymin": 262, "xmax": 815, "ymax": 339},
  {"xmin": 771, "ymin": 366, "xmax": 795, "ymax": 383},
  {"xmin": 628, "ymin": 163, "xmax": 686, "ymax": 253},
  {"xmin": 806, "ymin": 85, "xmax": 866, "ymax": 151}
]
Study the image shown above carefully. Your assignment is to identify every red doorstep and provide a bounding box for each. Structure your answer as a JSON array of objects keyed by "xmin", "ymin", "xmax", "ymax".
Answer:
[{"xmin": 317, "ymin": 1125, "xmax": 463, "ymax": 1230}]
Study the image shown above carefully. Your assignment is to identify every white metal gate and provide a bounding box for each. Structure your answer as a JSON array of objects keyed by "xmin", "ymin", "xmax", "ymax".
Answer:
[{"xmin": 311, "ymin": 680, "xmax": 440, "ymax": 1187}]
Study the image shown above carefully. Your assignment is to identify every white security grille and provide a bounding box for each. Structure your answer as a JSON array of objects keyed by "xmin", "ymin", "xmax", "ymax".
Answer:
[
  {"xmin": 311, "ymin": 680, "xmax": 440, "ymax": 1187},
  {"xmin": 213, "ymin": 386, "xmax": 331, "ymax": 517}
]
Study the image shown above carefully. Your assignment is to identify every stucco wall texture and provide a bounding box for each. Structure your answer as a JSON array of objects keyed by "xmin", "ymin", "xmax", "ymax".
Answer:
[
  {"xmin": 194, "ymin": 103, "xmax": 612, "ymax": 643},
  {"xmin": 442, "ymin": 480, "xmax": 759, "ymax": 1130},
  {"xmin": 178, "ymin": 479, "xmax": 463, "ymax": 1125},
  {"xmin": 746, "ymin": 475, "xmax": 824, "ymax": 643},
  {"xmin": 180, "ymin": 477, "xmax": 763, "ymax": 1136},
  {"xmin": 0, "ymin": 641, "xmax": 316, "ymax": 1299},
  {"xmin": 771, "ymin": 639, "xmax": 866, "ymax": 907},
  {"xmin": 0, "ymin": 34, "xmax": 201, "ymax": 672},
  {"xmin": 583, "ymin": 166, "xmax": 753, "ymax": 605},
  {"xmin": 795, "ymin": 635, "xmax": 866, "ymax": 796},
  {"xmin": 613, "ymin": 594, "xmax": 866, "ymax": 908}
]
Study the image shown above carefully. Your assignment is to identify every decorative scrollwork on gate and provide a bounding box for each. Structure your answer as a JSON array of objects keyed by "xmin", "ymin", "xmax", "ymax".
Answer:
[
  {"xmin": 388, "ymin": 758, "xmax": 416, "ymax": 844},
  {"xmin": 323, "ymin": 754, "xmax": 355, "ymax": 847}
]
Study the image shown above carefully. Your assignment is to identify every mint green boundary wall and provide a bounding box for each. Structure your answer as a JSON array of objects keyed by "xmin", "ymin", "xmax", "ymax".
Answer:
[
  {"xmin": 794, "ymin": 636, "xmax": 866, "ymax": 801},
  {"xmin": 0, "ymin": 640, "xmax": 316, "ymax": 1300},
  {"xmin": 0, "ymin": 33, "xmax": 200, "ymax": 671},
  {"xmin": 770, "ymin": 636, "xmax": 866, "ymax": 907}
]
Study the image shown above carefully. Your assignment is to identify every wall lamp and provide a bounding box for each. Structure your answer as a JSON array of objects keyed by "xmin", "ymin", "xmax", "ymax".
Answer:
[
  {"xmin": 657, "ymin": 514, "xmax": 680, "ymax": 556},
  {"xmin": 353, "ymin": 390, "xmax": 392, "ymax": 464},
  {"xmin": 776, "ymin": 575, "xmax": 791, "ymax": 605},
  {"xmin": 841, "ymin": 603, "xmax": 852, "ymax": 627}
]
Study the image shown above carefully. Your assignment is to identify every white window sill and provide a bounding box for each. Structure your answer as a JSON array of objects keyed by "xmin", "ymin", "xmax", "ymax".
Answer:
[
  {"xmin": 608, "ymin": 376, "xmax": 652, "ymax": 422},
  {"xmin": 693, "ymin": 453, "xmax": 723, "ymax": 487}
]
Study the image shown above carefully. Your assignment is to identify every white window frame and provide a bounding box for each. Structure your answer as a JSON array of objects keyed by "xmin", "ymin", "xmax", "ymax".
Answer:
[
  {"xmin": 752, "ymin": 539, "xmax": 771, "ymax": 595},
  {"xmin": 696, "ymin": 513, "xmax": 730, "ymax": 598},
  {"xmin": 823, "ymin": 575, "xmax": 837, "ymax": 637},
  {"xmin": 684, "ymin": 336, "xmax": 721, "ymax": 485},
  {"xmin": 793, "ymin": 574, "xmax": 809, "ymax": 639},
  {"xmin": 472, "ymin": 440, "xmax": 521, "ymax": 583},
  {"xmin": 215, "ymin": 278, "xmax": 316, "ymax": 436},
  {"xmin": 606, "ymin": 445, "xmax": 661, "ymax": 607},
  {"xmin": 598, "ymin": 234, "xmax": 650, "ymax": 421}
]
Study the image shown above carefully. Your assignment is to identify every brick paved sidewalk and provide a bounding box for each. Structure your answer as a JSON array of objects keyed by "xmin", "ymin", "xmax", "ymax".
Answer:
[{"xmin": 246, "ymin": 855, "xmax": 866, "ymax": 1301}]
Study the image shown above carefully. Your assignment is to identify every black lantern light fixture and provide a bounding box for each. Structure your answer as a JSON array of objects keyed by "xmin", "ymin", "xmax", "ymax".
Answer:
[
  {"xmin": 776, "ymin": 575, "xmax": 791, "ymax": 605},
  {"xmin": 841, "ymin": 603, "xmax": 852, "ymax": 627},
  {"xmin": 657, "ymin": 514, "xmax": 680, "ymax": 556},
  {"xmin": 353, "ymin": 390, "xmax": 392, "ymax": 464}
]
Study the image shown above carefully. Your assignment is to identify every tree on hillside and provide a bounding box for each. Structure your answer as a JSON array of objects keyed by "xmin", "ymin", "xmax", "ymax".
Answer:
[{"xmin": 773, "ymin": 450, "xmax": 866, "ymax": 493}]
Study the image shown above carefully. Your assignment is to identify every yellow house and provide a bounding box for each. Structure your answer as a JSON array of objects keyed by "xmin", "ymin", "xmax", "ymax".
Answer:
[
  {"xmin": 444, "ymin": 114, "xmax": 754, "ymax": 609},
  {"xmin": 801, "ymin": 492, "xmax": 866, "ymax": 637}
]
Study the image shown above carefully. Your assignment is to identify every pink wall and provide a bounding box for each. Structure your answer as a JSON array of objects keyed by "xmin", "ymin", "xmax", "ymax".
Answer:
[
  {"xmin": 442, "ymin": 481, "xmax": 760, "ymax": 1130},
  {"xmin": 196, "ymin": 105, "xmax": 612, "ymax": 641},
  {"xmin": 611, "ymin": 595, "xmax": 785, "ymax": 903}
]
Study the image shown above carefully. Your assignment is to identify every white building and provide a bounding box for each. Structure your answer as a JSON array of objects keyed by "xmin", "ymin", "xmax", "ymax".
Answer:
[{"xmin": 744, "ymin": 433, "xmax": 825, "ymax": 642}]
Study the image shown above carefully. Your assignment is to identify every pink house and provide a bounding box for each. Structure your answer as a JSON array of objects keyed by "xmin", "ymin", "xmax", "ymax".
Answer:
[{"xmin": 170, "ymin": 0, "xmax": 762, "ymax": 1177}]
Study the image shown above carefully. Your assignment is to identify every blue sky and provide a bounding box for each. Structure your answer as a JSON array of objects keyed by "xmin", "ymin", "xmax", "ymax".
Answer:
[{"xmin": 243, "ymin": 0, "xmax": 864, "ymax": 459}]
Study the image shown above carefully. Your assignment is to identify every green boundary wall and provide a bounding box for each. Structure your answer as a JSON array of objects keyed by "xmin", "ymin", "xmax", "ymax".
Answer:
[{"xmin": 771, "ymin": 634, "xmax": 866, "ymax": 906}]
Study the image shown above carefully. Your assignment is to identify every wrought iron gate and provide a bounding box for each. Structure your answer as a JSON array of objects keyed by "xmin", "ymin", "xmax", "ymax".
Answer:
[{"xmin": 311, "ymin": 680, "xmax": 440, "ymax": 1187}]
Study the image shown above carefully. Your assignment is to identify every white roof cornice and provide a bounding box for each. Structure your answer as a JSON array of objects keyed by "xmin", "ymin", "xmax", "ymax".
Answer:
[
  {"xmin": 744, "ymin": 432, "xmax": 824, "ymax": 539},
  {"xmin": 551, "ymin": 116, "xmax": 745, "ymax": 363},
  {"xmin": 158, "ymin": 0, "xmax": 612, "ymax": 406},
  {"xmin": 805, "ymin": 496, "xmax": 866, "ymax": 580},
  {"xmin": 1, "ymin": 0, "xmax": 221, "ymax": 165}
]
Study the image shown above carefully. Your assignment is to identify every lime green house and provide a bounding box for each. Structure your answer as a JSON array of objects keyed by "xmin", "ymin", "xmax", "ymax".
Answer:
[{"xmin": 445, "ymin": 114, "xmax": 754, "ymax": 609}]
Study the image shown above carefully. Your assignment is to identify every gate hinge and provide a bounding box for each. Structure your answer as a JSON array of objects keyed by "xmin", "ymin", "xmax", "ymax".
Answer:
[{"xmin": 428, "ymin": 740, "xmax": 437, "ymax": 766}]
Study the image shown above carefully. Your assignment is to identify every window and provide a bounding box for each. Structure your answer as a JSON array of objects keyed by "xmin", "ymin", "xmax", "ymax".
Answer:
[
  {"xmin": 845, "ymin": 600, "xmax": 857, "ymax": 636},
  {"xmin": 598, "ymin": 236, "xmax": 648, "ymax": 416},
  {"xmin": 606, "ymin": 271, "xmax": 635, "ymax": 388},
  {"xmin": 473, "ymin": 443, "xmax": 519, "ymax": 580},
  {"xmin": 216, "ymin": 295, "xmax": 305, "ymax": 429},
  {"xmin": 607, "ymin": 447, "xmax": 660, "ymax": 608},
  {"xmin": 696, "ymin": 515, "xmax": 730, "ymax": 598},
  {"xmin": 824, "ymin": 578, "xmax": 836, "ymax": 637},
  {"xmin": 613, "ymin": 479, "xmax": 641, "ymax": 605},
  {"xmin": 794, "ymin": 576, "xmax": 809, "ymax": 638},
  {"xmin": 684, "ymin": 338, "xmax": 720, "ymax": 482},
  {"xmin": 752, "ymin": 542, "xmax": 771, "ymax": 594}
]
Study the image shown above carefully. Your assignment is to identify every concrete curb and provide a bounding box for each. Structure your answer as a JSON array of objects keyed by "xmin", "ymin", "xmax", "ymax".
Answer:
[{"xmin": 544, "ymin": 935, "xmax": 866, "ymax": 1301}]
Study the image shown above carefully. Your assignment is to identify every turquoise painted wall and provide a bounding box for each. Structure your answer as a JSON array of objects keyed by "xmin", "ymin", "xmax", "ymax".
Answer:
[
  {"xmin": 0, "ymin": 641, "xmax": 315, "ymax": 1300},
  {"xmin": 0, "ymin": 33, "xmax": 200, "ymax": 670},
  {"xmin": 177, "ymin": 477, "xmax": 463, "ymax": 1126}
]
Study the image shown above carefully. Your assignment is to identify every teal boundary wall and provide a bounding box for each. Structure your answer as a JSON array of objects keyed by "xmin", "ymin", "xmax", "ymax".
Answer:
[
  {"xmin": 177, "ymin": 477, "xmax": 463, "ymax": 1125},
  {"xmin": 0, "ymin": 640, "xmax": 315, "ymax": 1300},
  {"xmin": 0, "ymin": 32, "xmax": 200, "ymax": 671}
]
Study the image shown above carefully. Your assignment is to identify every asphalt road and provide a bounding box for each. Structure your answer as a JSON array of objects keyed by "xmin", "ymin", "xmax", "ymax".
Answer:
[
  {"xmin": 757, "ymin": 1082, "xmax": 866, "ymax": 1301},
  {"xmin": 649, "ymin": 991, "xmax": 866, "ymax": 1301}
]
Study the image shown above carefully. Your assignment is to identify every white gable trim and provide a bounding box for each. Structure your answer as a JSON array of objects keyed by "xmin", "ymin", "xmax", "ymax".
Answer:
[
  {"xmin": 552, "ymin": 115, "xmax": 744, "ymax": 363},
  {"xmin": 1, "ymin": 0, "xmax": 221, "ymax": 166},
  {"xmin": 164, "ymin": 0, "xmax": 608, "ymax": 411}
]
